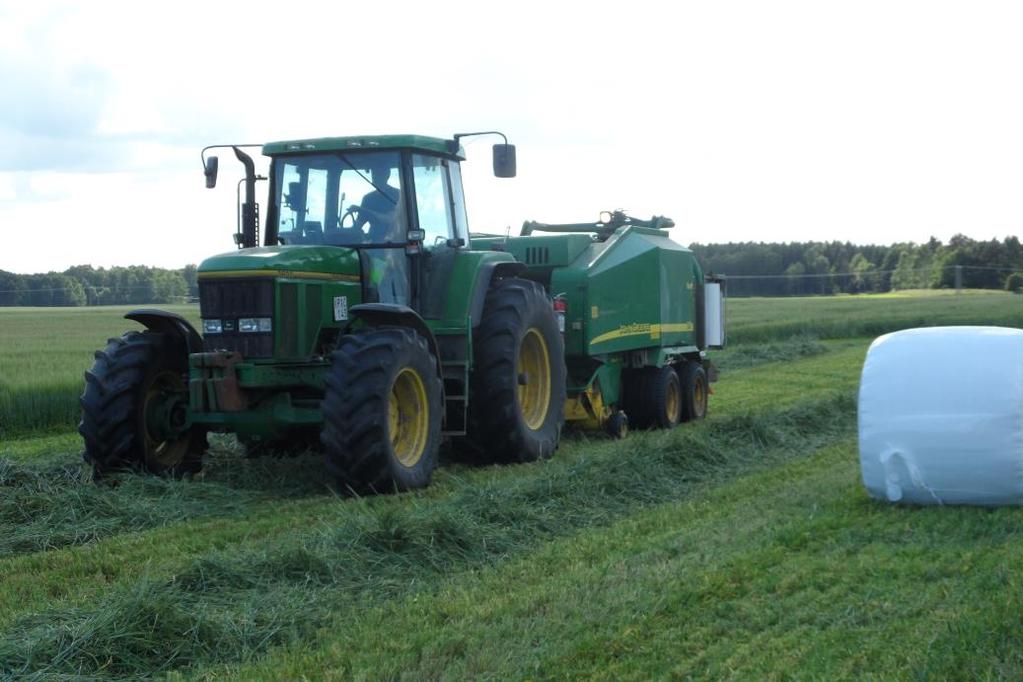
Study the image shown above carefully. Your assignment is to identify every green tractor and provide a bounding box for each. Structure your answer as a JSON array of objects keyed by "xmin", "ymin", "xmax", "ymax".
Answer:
[{"xmin": 79, "ymin": 132, "xmax": 724, "ymax": 492}]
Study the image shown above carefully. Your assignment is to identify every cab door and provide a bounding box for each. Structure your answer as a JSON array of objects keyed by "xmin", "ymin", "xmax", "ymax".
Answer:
[{"xmin": 411, "ymin": 154, "xmax": 469, "ymax": 320}]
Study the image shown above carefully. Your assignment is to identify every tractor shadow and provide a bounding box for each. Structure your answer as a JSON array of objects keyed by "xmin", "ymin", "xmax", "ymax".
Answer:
[{"xmin": 196, "ymin": 435, "xmax": 335, "ymax": 498}]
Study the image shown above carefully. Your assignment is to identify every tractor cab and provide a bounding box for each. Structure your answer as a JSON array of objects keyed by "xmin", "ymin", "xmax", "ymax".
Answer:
[
  {"xmin": 267, "ymin": 145, "xmax": 468, "ymax": 306},
  {"xmin": 201, "ymin": 134, "xmax": 515, "ymax": 312}
]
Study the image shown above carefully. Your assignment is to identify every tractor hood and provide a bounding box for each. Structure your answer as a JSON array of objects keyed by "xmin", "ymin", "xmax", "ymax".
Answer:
[{"xmin": 197, "ymin": 246, "xmax": 361, "ymax": 282}]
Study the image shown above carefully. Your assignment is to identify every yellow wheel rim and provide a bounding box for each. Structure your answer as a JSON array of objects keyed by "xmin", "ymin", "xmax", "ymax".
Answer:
[
  {"xmin": 517, "ymin": 328, "xmax": 552, "ymax": 431},
  {"xmin": 144, "ymin": 370, "xmax": 189, "ymax": 467},
  {"xmin": 666, "ymin": 375, "xmax": 681, "ymax": 424},
  {"xmin": 693, "ymin": 374, "xmax": 707, "ymax": 416},
  {"xmin": 389, "ymin": 367, "xmax": 429, "ymax": 467}
]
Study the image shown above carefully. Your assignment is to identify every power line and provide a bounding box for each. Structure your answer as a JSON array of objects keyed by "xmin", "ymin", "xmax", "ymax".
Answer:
[
  {"xmin": 0, "ymin": 284, "xmax": 192, "ymax": 294},
  {"xmin": 722, "ymin": 264, "xmax": 1019, "ymax": 281}
]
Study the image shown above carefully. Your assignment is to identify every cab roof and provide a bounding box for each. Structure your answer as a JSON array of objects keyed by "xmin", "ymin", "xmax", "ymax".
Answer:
[{"xmin": 262, "ymin": 134, "xmax": 464, "ymax": 160}]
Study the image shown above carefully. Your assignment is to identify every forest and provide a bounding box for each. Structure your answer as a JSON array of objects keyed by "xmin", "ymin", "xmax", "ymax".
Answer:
[
  {"xmin": 0, "ymin": 265, "xmax": 199, "ymax": 307},
  {"xmin": 692, "ymin": 233, "xmax": 1023, "ymax": 297},
  {"xmin": 1, "ymin": 234, "xmax": 1021, "ymax": 305}
]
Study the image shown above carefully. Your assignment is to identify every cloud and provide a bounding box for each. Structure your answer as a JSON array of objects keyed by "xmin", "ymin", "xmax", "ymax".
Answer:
[
  {"xmin": 0, "ymin": 46, "xmax": 118, "ymax": 171},
  {"xmin": 0, "ymin": 3, "xmax": 239, "ymax": 174}
]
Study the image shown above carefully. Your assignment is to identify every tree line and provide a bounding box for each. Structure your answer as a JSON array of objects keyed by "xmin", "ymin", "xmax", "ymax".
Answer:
[
  {"xmin": 1, "ymin": 233, "xmax": 1021, "ymax": 305},
  {"xmin": 690, "ymin": 234, "xmax": 1023, "ymax": 297},
  {"xmin": 0, "ymin": 265, "xmax": 199, "ymax": 306}
]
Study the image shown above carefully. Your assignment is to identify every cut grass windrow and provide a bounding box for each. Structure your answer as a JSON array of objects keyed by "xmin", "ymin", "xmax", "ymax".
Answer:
[
  {"xmin": 222, "ymin": 438, "xmax": 1023, "ymax": 681},
  {"xmin": 0, "ymin": 440, "xmax": 335, "ymax": 560},
  {"xmin": 0, "ymin": 342, "xmax": 867, "ymax": 564},
  {"xmin": 0, "ymin": 391, "xmax": 856, "ymax": 679}
]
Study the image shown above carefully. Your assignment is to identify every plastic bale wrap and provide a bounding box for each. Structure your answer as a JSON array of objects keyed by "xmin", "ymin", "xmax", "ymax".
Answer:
[{"xmin": 858, "ymin": 326, "xmax": 1023, "ymax": 506}]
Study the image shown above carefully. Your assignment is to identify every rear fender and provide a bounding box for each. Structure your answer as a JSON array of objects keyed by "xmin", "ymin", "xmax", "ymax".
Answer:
[
  {"xmin": 347, "ymin": 303, "xmax": 442, "ymax": 379},
  {"xmin": 469, "ymin": 261, "xmax": 528, "ymax": 328}
]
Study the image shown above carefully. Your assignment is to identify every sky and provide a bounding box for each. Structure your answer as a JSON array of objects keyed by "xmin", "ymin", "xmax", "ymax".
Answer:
[{"xmin": 1, "ymin": 0, "xmax": 1021, "ymax": 274}]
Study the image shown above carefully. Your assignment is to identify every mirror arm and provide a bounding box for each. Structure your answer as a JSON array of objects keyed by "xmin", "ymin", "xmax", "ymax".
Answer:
[{"xmin": 452, "ymin": 131, "xmax": 508, "ymax": 149}]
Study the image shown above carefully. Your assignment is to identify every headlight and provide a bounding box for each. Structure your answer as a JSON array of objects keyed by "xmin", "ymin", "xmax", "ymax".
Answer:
[
  {"xmin": 239, "ymin": 317, "xmax": 272, "ymax": 333},
  {"xmin": 202, "ymin": 319, "xmax": 222, "ymax": 334}
]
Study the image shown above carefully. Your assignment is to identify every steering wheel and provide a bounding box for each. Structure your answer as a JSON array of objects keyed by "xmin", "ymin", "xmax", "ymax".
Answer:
[{"xmin": 340, "ymin": 206, "xmax": 359, "ymax": 229}]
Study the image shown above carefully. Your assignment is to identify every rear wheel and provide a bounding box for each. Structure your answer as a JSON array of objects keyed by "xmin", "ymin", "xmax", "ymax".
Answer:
[
  {"xmin": 79, "ymin": 331, "xmax": 206, "ymax": 478},
  {"xmin": 464, "ymin": 278, "xmax": 566, "ymax": 463},
  {"xmin": 321, "ymin": 328, "xmax": 442, "ymax": 493},
  {"xmin": 679, "ymin": 361, "xmax": 709, "ymax": 422}
]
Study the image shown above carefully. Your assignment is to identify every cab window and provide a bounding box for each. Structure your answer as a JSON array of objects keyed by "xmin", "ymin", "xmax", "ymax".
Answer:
[{"xmin": 412, "ymin": 155, "xmax": 455, "ymax": 249}]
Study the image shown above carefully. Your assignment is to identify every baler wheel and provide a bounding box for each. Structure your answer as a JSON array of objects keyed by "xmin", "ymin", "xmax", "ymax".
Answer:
[
  {"xmin": 605, "ymin": 410, "xmax": 629, "ymax": 439},
  {"xmin": 652, "ymin": 366, "xmax": 684, "ymax": 429},
  {"xmin": 679, "ymin": 361, "xmax": 709, "ymax": 422},
  {"xmin": 463, "ymin": 277, "xmax": 566, "ymax": 463},
  {"xmin": 79, "ymin": 331, "xmax": 207, "ymax": 479},
  {"xmin": 321, "ymin": 327, "xmax": 442, "ymax": 493},
  {"xmin": 623, "ymin": 365, "xmax": 683, "ymax": 430}
]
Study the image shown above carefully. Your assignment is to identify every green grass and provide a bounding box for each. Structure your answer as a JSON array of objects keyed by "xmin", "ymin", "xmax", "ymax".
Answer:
[
  {"xmin": 0, "ymin": 390, "xmax": 857, "ymax": 678},
  {"xmin": 726, "ymin": 288, "xmax": 1023, "ymax": 344},
  {"xmin": 0, "ymin": 305, "xmax": 197, "ymax": 438},
  {"xmin": 1, "ymin": 290, "xmax": 1021, "ymax": 679},
  {"xmin": 208, "ymin": 438, "xmax": 1023, "ymax": 680},
  {"xmin": 3, "ymin": 290, "xmax": 1018, "ymax": 437}
]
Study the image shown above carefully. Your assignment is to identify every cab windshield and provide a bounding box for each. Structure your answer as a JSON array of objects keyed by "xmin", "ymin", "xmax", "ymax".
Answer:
[{"xmin": 271, "ymin": 151, "xmax": 406, "ymax": 246}]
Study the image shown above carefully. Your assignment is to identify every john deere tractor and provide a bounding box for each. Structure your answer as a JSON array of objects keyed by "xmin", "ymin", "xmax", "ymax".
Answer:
[
  {"xmin": 80, "ymin": 133, "xmax": 567, "ymax": 491},
  {"xmin": 79, "ymin": 132, "xmax": 724, "ymax": 492}
]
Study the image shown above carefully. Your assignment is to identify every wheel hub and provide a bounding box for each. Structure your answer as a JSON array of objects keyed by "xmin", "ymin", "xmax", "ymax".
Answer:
[
  {"xmin": 389, "ymin": 367, "xmax": 429, "ymax": 467},
  {"xmin": 143, "ymin": 371, "xmax": 192, "ymax": 467},
  {"xmin": 517, "ymin": 328, "xmax": 552, "ymax": 431}
]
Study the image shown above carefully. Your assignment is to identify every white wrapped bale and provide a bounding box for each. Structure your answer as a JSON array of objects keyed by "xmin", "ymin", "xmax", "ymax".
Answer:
[{"xmin": 858, "ymin": 326, "xmax": 1023, "ymax": 506}]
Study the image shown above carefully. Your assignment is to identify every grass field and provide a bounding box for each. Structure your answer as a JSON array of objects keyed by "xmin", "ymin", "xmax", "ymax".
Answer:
[
  {"xmin": 1, "ymin": 291, "xmax": 1022, "ymax": 679},
  {"xmin": 0, "ymin": 305, "xmax": 197, "ymax": 438}
]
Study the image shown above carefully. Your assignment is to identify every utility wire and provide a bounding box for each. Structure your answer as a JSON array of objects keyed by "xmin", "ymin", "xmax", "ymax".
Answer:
[
  {"xmin": 0, "ymin": 265, "xmax": 1018, "ymax": 295},
  {"xmin": 722, "ymin": 265, "xmax": 1018, "ymax": 280}
]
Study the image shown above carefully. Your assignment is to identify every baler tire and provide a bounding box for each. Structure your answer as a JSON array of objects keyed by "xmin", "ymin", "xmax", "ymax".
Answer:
[
  {"xmin": 624, "ymin": 366, "xmax": 682, "ymax": 430},
  {"xmin": 465, "ymin": 277, "xmax": 566, "ymax": 463},
  {"xmin": 622, "ymin": 368, "xmax": 653, "ymax": 429},
  {"xmin": 321, "ymin": 327, "xmax": 442, "ymax": 494},
  {"xmin": 651, "ymin": 365, "xmax": 683, "ymax": 429},
  {"xmin": 680, "ymin": 361, "xmax": 709, "ymax": 422},
  {"xmin": 79, "ymin": 331, "xmax": 206, "ymax": 479}
]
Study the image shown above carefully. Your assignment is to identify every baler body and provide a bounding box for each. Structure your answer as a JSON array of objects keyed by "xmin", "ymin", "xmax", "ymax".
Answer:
[{"xmin": 474, "ymin": 223, "xmax": 722, "ymax": 430}]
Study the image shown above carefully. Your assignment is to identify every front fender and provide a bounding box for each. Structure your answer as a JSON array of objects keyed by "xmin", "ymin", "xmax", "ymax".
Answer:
[{"xmin": 125, "ymin": 309, "xmax": 202, "ymax": 354}]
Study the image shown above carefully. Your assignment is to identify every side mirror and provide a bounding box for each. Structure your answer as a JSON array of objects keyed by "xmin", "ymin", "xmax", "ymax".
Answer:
[
  {"xmin": 493, "ymin": 144, "xmax": 517, "ymax": 178},
  {"xmin": 204, "ymin": 156, "xmax": 219, "ymax": 188}
]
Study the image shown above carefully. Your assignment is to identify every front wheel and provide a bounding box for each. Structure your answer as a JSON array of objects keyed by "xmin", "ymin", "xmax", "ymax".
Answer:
[
  {"xmin": 79, "ymin": 331, "xmax": 206, "ymax": 478},
  {"xmin": 321, "ymin": 328, "xmax": 443, "ymax": 493}
]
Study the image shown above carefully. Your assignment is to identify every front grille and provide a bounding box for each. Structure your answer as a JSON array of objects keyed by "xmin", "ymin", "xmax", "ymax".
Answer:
[
  {"xmin": 199, "ymin": 278, "xmax": 275, "ymax": 358},
  {"xmin": 200, "ymin": 278, "xmax": 273, "ymax": 317}
]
